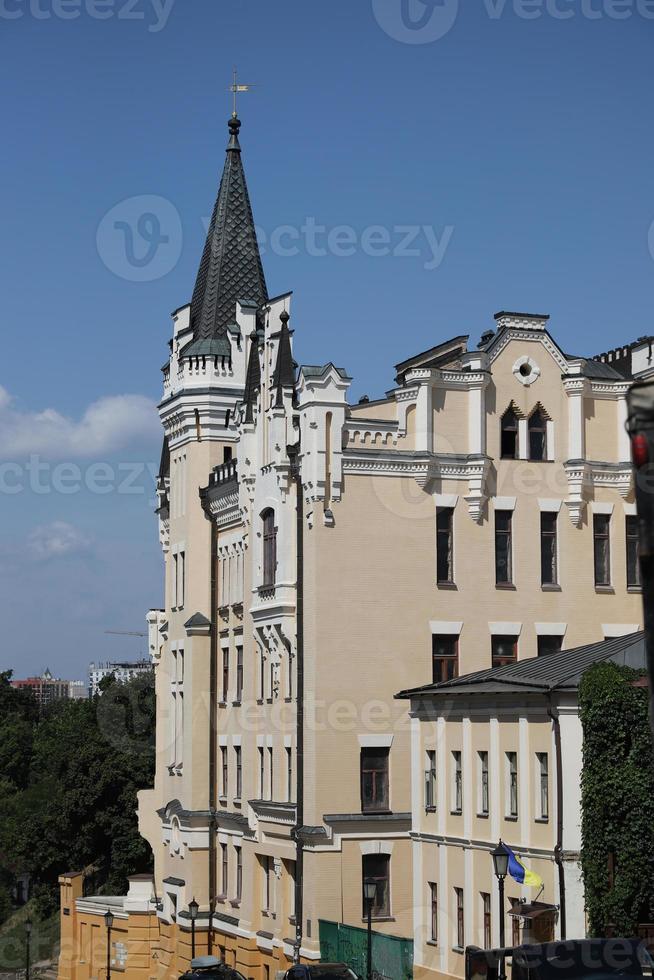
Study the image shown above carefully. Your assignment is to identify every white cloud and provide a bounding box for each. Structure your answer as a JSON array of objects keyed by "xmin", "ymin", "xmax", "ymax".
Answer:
[
  {"xmin": 28, "ymin": 521, "xmax": 92, "ymax": 560},
  {"xmin": 0, "ymin": 386, "xmax": 160, "ymax": 459}
]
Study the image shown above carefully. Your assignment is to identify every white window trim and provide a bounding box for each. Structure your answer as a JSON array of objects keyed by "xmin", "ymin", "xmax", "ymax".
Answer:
[
  {"xmin": 537, "ymin": 498, "xmax": 562, "ymax": 513},
  {"xmin": 434, "ymin": 493, "xmax": 459, "ymax": 509},
  {"xmin": 623, "ymin": 501, "xmax": 637, "ymax": 516},
  {"xmin": 358, "ymin": 734, "xmax": 394, "ymax": 748},
  {"xmin": 489, "ymin": 622, "xmax": 522, "ymax": 636},
  {"xmin": 591, "ymin": 502, "xmax": 614, "ymax": 515},
  {"xmin": 430, "ymin": 621, "xmax": 463, "ymax": 635},
  {"xmin": 492, "ymin": 496, "xmax": 517, "ymax": 511},
  {"xmin": 535, "ymin": 623, "xmax": 567, "ymax": 636},
  {"xmin": 602, "ymin": 624, "xmax": 640, "ymax": 638},
  {"xmin": 359, "ymin": 841, "xmax": 394, "ymax": 856}
]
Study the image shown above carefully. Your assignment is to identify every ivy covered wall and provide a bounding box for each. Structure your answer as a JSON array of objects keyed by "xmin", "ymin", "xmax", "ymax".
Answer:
[{"xmin": 580, "ymin": 662, "xmax": 654, "ymax": 937}]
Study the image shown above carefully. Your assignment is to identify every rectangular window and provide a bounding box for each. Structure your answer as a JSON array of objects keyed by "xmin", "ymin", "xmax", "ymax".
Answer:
[
  {"xmin": 429, "ymin": 883, "xmax": 438, "ymax": 943},
  {"xmin": 236, "ymin": 647, "xmax": 243, "ymax": 702},
  {"xmin": 482, "ymin": 892, "xmax": 492, "ymax": 949},
  {"xmin": 362, "ymin": 854, "xmax": 390, "ymax": 918},
  {"xmin": 268, "ymin": 747, "xmax": 274, "ymax": 801},
  {"xmin": 259, "ymin": 650, "xmax": 265, "ymax": 701},
  {"xmin": 594, "ymin": 514, "xmax": 611, "ymax": 587},
  {"xmin": 222, "ymin": 649, "xmax": 229, "ymax": 704},
  {"xmin": 262, "ymin": 855, "xmax": 272, "ymax": 911},
  {"xmin": 361, "ymin": 748, "xmax": 390, "ymax": 812},
  {"xmin": 455, "ymin": 888, "xmax": 465, "ymax": 949},
  {"xmin": 221, "ymin": 746, "xmax": 228, "ymax": 799},
  {"xmin": 626, "ymin": 515, "xmax": 641, "ymax": 589},
  {"xmin": 478, "ymin": 751, "xmax": 489, "ymax": 817},
  {"xmin": 540, "ymin": 512, "xmax": 558, "ymax": 586},
  {"xmin": 492, "ymin": 635, "xmax": 517, "ymax": 668},
  {"xmin": 425, "ymin": 750, "xmax": 437, "ymax": 810},
  {"xmin": 495, "ymin": 511, "xmax": 513, "ymax": 585},
  {"xmin": 179, "ymin": 551, "xmax": 185, "ymax": 607},
  {"xmin": 537, "ymin": 635, "xmax": 562, "ymax": 657},
  {"xmin": 432, "ymin": 635, "xmax": 458, "ymax": 683},
  {"xmin": 506, "ymin": 752, "xmax": 518, "ymax": 818},
  {"xmin": 452, "ymin": 751, "xmax": 462, "ymax": 814},
  {"xmin": 436, "ymin": 507, "xmax": 454, "ymax": 584},
  {"xmin": 235, "ymin": 846, "xmax": 242, "ymax": 902},
  {"xmin": 235, "ymin": 746, "xmax": 242, "ymax": 800},
  {"xmin": 511, "ymin": 900, "xmax": 521, "ymax": 947},
  {"xmin": 286, "ymin": 747, "xmax": 293, "ymax": 803},
  {"xmin": 262, "ymin": 510, "xmax": 277, "ymax": 587},
  {"xmin": 221, "ymin": 842, "xmax": 228, "ymax": 897},
  {"xmin": 173, "ymin": 553, "xmax": 178, "ymax": 608},
  {"xmin": 537, "ymin": 752, "xmax": 549, "ymax": 820},
  {"xmin": 258, "ymin": 747, "xmax": 264, "ymax": 799}
]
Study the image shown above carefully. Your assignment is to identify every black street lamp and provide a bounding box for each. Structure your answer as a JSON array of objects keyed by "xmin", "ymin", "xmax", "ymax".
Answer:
[
  {"xmin": 491, "ymin": 841, "xmax": 510, "ymax": 980},
  {"xmin": 25, "ymin": 919, "xmax": 32, "ymax": 980},
  {"xmin": 188, "ymin": 898, "xmax": 199, "ymax": 961},
  {"xmin": 104, "ymin": 910, "xmax": 114, "ymax": 980},
  {"xmin": 363, "ymin": 878, "xmax": 376, "ymax": 980}
]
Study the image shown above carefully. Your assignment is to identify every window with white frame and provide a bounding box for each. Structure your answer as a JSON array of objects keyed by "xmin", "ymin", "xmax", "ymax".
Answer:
[
  {"xmin": 477, "ymin": 751, "xmax": 489, "ymax": 817},
  {"xmin": 506, "ymin": 752, "xmax": 518, "ymax": 818},
  {"xmin": 452, "ymin": 751, "xmax": 462, "ymax": 814},
  {"xmin": 425, "ymin": 750, "xmax": 437, "ymax": 810},
  {"xmin": 536, "ymin": 752, "xmax": 549, "ymax": 820}
]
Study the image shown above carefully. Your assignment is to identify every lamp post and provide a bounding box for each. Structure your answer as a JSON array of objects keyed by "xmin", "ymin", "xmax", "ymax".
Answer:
[
  {"xmin": 25, "ymin": 919, "xmax": 32, "ymax": 980},
  {"xmin": 363, "ymin": 878, "xmax": 376, "ymax": 980},
  {"xmin": 491, "ymin": 841, "xmax": 510, "ymax": 980},
  {"xmin": 104, "ymin": 910, "xmax": 114, "ymax": 980},
  {"xmin": 188, "ymin": 898, "xmax": 199, "ymax": 961}
]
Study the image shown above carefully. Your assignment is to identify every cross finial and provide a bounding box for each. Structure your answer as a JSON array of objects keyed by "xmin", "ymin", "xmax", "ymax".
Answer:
[{"xmin": 229, "ymin": 66, "xmax": 254, "ymax": 118}]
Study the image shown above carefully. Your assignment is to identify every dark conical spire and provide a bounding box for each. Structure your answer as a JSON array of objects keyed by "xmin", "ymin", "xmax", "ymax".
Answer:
[
  {"xmin": 273, "ymin": 310, "xmax": 296, "ymax": 407},
  {"xmin": 243, "ymin": 331, "xmax": 262, "ymax": 423},
  {"xmin": 185, "ymin": 115, "xmax": 268, "ymax": 354}
]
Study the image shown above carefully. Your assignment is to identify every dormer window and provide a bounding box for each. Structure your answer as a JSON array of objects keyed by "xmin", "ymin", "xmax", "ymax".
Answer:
[
  {"xmin": 262, "ymin": 509, "xmax": 277, "ymax": 587},
  {"xmin": 528, "ymin": 408, "xmax": 547, "ymax": 462},
  {"xmin": 500, "ymin": 408, "xmax": 519, "ymax": 459}
]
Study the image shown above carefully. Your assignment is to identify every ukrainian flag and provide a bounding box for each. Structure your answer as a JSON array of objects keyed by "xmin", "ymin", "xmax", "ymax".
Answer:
[{"xmin": 506, "ymin": 845, "xmax": 543, "ymax": 888}]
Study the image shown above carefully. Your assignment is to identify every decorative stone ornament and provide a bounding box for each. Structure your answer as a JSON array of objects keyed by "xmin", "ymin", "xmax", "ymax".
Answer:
[{"xmin": 512, "ymin": 355, "xmax": 541, "ymax": 386}]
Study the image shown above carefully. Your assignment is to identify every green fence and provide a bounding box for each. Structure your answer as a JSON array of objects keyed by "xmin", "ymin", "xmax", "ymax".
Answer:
[{"xmin": 318, "ymin": 920, "xmax": 413, "ymax": 980}]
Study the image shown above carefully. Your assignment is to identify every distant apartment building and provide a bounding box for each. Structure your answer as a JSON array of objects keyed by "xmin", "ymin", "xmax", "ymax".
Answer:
[
  {"xmin": 88, "ymin": 659, "xmax": 153, "ymax": 697},
  {"xmin": 12, "ymin": 669, "xmax": 86, "ymax": 709}
]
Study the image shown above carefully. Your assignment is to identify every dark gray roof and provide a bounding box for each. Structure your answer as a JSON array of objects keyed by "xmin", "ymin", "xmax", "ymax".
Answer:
[
  {"xmin": 300, "ymin": 363, "xmax": 352, "ymax": 381},
  {"xmin": 183, "ymin": 612, "xmax": 211, "ymax": 630},
  {"xmin": 186, "ymin": 115, "xmax": 267, "ymax": 354},
  {"xmin": 395, "ymin": 335, "xmax": 469, "ymax": 381},
  {"xmin": 243, "ymin": 333, "xmax": 261, "ymax": 423},
  {"xmin": 563, "ymin": 357, "xmax": 624, "ymax": 380},
  {"xmin": 396, "ymin": 632, "xmax": 645, "ymax": 700}
]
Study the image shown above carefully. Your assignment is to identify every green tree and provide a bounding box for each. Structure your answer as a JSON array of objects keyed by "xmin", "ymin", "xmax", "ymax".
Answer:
[{"xmin": 580, "ymin": 662, "xmax": 654, "ymax": 936}]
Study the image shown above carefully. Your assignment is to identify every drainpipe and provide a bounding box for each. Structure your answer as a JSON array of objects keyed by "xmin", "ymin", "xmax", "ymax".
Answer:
[
  {"xmin": 547, "ymin": 695, "xmax": 566, "ymax": 940},
  {"xmin": 208, "ymin": 514, "xmax": 218, "ymax": 953},
  {"xmin": 288, "ymin": 441, "xmax": 304, "ymax": 964}
]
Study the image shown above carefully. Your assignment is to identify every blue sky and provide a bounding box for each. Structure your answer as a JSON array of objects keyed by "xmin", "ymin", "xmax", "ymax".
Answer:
[{"xmin": 1, "ymin": 0, "xmax": 653, "ymax": 678}]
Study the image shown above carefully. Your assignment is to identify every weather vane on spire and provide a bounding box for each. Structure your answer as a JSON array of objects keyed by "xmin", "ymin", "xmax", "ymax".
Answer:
[{"xmin": 228, "ymin": 67, "xmax": 254, "ymax": 117}]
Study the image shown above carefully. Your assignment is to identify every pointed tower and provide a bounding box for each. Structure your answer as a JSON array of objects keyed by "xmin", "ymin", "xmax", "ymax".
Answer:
[{"xmin": 182, "ymin": 114, "xmax": 268, "ymax": 359}]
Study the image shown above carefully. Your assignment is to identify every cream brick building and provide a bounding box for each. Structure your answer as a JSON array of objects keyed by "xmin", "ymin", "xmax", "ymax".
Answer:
[{"xmin": 58, "ymin": 115, "xmax": 648, "ymax": 980}]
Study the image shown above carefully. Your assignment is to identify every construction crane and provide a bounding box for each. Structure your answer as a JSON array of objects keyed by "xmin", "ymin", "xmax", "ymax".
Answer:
[{"xmin": 104, "ymin": 630, "xmax": 147, "ymax": 637}]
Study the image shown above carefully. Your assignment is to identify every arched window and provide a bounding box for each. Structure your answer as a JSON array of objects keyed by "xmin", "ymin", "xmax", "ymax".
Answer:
[
  {"xmin": 528, "ymin": 408, "xmax": 547, "ymax": 461},
  {"xmin": 500, "ymin": 407, "xmax": 519, "ymax": 459},
  {"xmin": 262, "ymin": 509, "xmax": 277, "ymax": 587}
]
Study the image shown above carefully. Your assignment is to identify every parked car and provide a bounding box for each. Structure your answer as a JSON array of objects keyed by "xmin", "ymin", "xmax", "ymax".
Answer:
[
  {"xmin": 179, "ymin": 955, "xmax": 248, "ymax": 980},
  {"xmin": 283, "ymin": 964, "xmax": 360, "ymax": 980}
]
